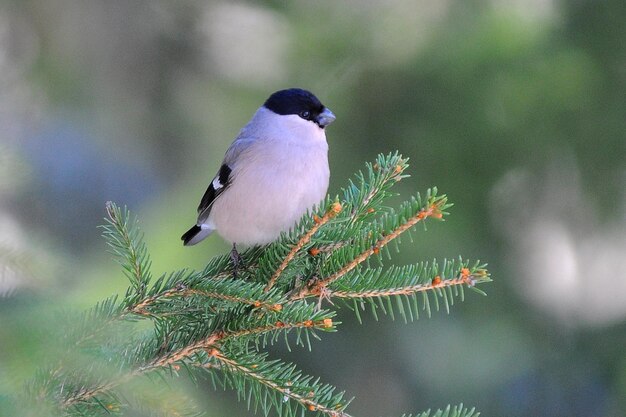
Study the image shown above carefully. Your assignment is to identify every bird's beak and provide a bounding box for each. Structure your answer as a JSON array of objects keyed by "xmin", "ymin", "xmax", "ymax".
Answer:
[{"xmin": 316, "ymin": 107, "xmax": 336, "ymax": 128}]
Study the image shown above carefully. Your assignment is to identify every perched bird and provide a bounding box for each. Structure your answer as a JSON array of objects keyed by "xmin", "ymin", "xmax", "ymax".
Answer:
[{"xmin": 181, "ymin": 88, "xmax": 335, "ymax": 265}]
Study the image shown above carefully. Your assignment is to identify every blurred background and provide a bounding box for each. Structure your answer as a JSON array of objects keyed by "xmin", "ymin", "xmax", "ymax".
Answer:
[{"xmin": 1, "ymin": 0, "xmax": 625, "ymax": 416}]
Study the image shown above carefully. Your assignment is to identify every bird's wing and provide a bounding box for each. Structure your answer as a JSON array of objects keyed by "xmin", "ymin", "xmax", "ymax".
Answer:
[
  {"xmin": 196, "ymin": 163, "xmax": 232, "ymax": 222},
  {"xmin": 196, "ymin": 137, "xmax": 256, "ymax": 223}
]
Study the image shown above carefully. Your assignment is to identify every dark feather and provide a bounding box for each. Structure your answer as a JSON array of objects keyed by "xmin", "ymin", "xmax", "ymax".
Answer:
[
  {"xmin": 198, "ymin": 164, "xmax": 232, "ymax": 215},
  {"xmin": 181, "ymin": 225, "xmax": 202, "ymax": 244}
]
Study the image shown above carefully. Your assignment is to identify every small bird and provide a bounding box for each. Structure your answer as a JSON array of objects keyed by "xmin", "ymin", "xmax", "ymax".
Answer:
[{"xmin": 181, "ymin": 88, "xmax": 335, "ymax": 265}]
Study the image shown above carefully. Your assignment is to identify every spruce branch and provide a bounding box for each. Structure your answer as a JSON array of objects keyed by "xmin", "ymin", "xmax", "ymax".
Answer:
[
  {"xmin": 265, "ymin": 201, "xmax": 343, "ymax": 293},
  {"xmin": 25, "ymin": 153, "xmax": 493, "ymax": 417},
  {"xmin": 60, "ymin": 302, "xmax": 336, "ymax": 408},
  {"xmin": 140, "ymin": 308, "xmax": 335, "ymax": 374},
  {"xmin": 401, "ymin": 403, "xmax": 479, "ymax": 417},
  {"xmin": 331, "ymin": 260, "xmax": 490, "ymax": 323},
  {"xmin": 346, "ymin": 153, "xmax": 409, "ymax": 221},
  {"xmin": 197, "ymin": 347, "xmax": 351, "ymax": 417},
  {"xmin": 289, "ymin": 190, "xmax": 449, "ymax": 301},
  {"xmin": 129, "ymin": 277, "xmax": 285, "ymax": 317},
  {"xmin": 102, "ymin": 202, "xmax": 152, "ymax": 297}
]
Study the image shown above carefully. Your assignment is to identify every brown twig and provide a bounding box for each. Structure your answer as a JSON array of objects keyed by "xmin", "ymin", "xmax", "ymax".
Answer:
[
  {"xmin": 264, "ymin": 202, "xmax": 342, "ymax": 293},
  {"xmin": 130, "ymin": 288, "xmax": 181, "ymax": 316},
  {"xmin": 309, "ymin": 240, "xmax": 351, "ymax": 255}
]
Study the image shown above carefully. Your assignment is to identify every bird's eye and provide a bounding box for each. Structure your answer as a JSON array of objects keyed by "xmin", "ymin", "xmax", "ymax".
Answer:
[{"xmin": 299, "ymin": 110, "xmax": 311, "ymax": 119}]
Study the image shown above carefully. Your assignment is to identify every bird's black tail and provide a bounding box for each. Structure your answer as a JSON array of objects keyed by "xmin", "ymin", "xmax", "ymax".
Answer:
[{"xmin": 181, "ymin": 225, "xmax": 213, "ymax": 246}]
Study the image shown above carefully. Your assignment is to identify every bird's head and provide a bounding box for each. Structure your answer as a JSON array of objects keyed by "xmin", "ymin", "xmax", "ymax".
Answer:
[{"xmin": 263, "ymin": 88, "xmax": 335, "ymax": 129}]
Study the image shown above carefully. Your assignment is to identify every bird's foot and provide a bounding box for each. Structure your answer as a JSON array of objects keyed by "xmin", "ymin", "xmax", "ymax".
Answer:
[{"xmin": 230, "ymin": 244, "xmax": 246, "ymax": 278}]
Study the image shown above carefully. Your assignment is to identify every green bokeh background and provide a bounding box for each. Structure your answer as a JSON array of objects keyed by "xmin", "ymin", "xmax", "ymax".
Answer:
[{"xmin": 1, "ymin": 1, "xmax": 624, "ymax": 416}]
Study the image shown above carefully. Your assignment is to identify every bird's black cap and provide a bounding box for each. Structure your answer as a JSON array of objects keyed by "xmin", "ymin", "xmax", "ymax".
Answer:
[{"xmin": 263, "ymin": 88, "xmax": 325, "ymax": 117}]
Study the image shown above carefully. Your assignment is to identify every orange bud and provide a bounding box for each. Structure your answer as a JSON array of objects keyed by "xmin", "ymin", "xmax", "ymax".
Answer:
[
  {"xmin": 431, "ymin": 204, "xmax": 443, "ymax": 219},
  {"xmin": 372, "ymin": 246, "xmax": 380, "ymax": 255},
  {"xmin": 432, "ymin": 276, "xmax": 442, "ymax": 285},
  {"xmin": 394, "ymin": 165, "xmax": 403, "ymax": 174},
  {"xmin": 304, "ymin": 320, "xmax": 314, "ymax": 327},
  {"xmin": 208, "ymin": 348, "xmax": 220, "ymax": 356},
  {"xmin": 323, "ymin": 318, "xmax": 333, "ymax": 328},
  {"xmin": 173, "ymin": 364, "xmax": 181, "ymax": 371},
  {"xmin": 309, "ymin": 247, "xmax": 320, "ymax": 256},
  {"xmin": 272, "ymin": 304, "xmax": 282, "ymax": 311},
  {"xmin": 308, "ymin": 405, "xmax": 316, "ymax": 411},
  {"xmin": 331, "ymin": 202, "xmax": 343, "ymax": 214},
  {"xmin": 275, "ymin": 321, "xmax": 285, "ymax": 328},
  {"xmin": 367, "ymin": 207, "xmax": 375, "ymax": 213},
  {"xmin": 461, "ymin": 268, "xmax": 470, "ymax": 278},
  {"xmin": 254, "ymin": 301, "xmax": 261, "ymax": 308},
  {"xmin": 313, "ymin": 214, "xmax": 322, "ymax": 224}
]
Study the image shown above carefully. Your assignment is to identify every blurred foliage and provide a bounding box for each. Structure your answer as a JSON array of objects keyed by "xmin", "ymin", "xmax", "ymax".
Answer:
[{"xmin": 0, "ymin": 1, "xmax": 624, "ymax": 416}]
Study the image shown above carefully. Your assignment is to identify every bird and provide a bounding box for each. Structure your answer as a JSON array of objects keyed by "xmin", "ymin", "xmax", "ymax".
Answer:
[{"xmin": 181, "ymin": 88, "xmax": 335, "ymax": 267}]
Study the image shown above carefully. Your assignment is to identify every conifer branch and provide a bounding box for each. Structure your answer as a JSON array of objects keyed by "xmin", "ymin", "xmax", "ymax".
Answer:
[
  {"xmin": 347, "ymin": 156, "xmax": 409, "ymax": 221},
  {"xmin": 25, "ymin": 153, "xmax": 492, "ymax": 417},
  {"xmin": 331, "ymin": 268, "xmax": 488, "ymax": 299},
  {"xmin": 290, "ymin": 198, "xmax": 447, "ymax": 301},
  {"xmin": 103, "ymin": 202, "xmax": 151, "ymax": 294},
  {"xmin": 265, "ymin": 202, "xmax": 343, "ymax": 293},
  {"xmin": 130, "ymin": 283, "xmax": 283, "ymax": 317},
  {"xmin": 201, "ymin": 350, "xmax": 352, "ymax": 417},
  {"xmin": 184, "ymin": 288, "xmax": 283, "ymax": 312},
  {"xmin": 61, "ymin": 379, "xmax": 122, "ymax": 410},
  {"xmin": 62, "ymin": 312, "xmax": 336, "ymax": 408},
  {"xmin": 143, "ymin": 316, "xmax": 334, "ymax": 373},
  {"xmin": 401, "ymin": 403, "xmax": 479, "ymax": 417}
]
